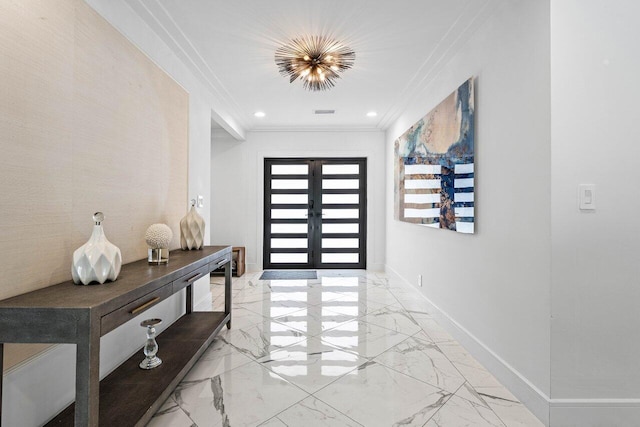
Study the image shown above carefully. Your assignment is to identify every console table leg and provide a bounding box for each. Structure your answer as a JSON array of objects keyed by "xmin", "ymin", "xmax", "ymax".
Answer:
[
  {"xmin": 225, "ymin": 260, "xmax": 232, "ymax": 329},
  {"xmin": 76, "ymin": 315, "xmax": 100, "ymax": 426},
  {"xmin": 186, "ymin": 284, "xmax": 193, "ymax": 314},
  {"xmin": 0, "ymin": 343, "xmax": 4, "ymax": 426}
]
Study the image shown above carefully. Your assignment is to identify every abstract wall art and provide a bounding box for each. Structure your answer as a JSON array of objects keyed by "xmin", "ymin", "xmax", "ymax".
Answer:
[{"xmin": 394, "ymin": 77, "xmax": 475, "ymax": 233}]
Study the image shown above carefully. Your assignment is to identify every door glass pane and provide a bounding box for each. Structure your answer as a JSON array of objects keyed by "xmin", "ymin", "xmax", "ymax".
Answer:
[
  {"xmin": 271, "ymin": 253, "xmax": 308, "ymax": 263},
  {"xmin": 322, "ymin": 238, "xmax": 359, "ymax": 248},
  {"xmin": 272, "ymin": 223, "xmax": 308, "ymax": 234},
  {"xmin": 271, "ymin": 238, "xmax": 308, "ymax": 248},
  {"xmin": 272, "ymin": 164, "xmax": 308, "ymax": 175},
  {"xmin": 322, "ymin": 253, "xmax": 359, "ymax": 263},
  {"xmin": 272, "ymin": 194, "xmax": 308, "ymax": 204},
  {"xmin": 322, "ymin": 209, "xmax": 359, "ymax": 219},
  {"xmin": 323, "ymin": 179, "xmax": 359, "ymax": 190},
  {"xmin": 322, "ymin": 194, "xmax": 359, "ymax": 204},
  {"xmin": 271, "ymin": 209, "xmax": 307, "ymax": 219},
  {"xmin": 322, "ymin": 223, "xmax": 359, "ymax": 233},
  {"xmin": 272, "ymin": 179, "xmax": 308, "ymax": 189},
  {"xmin": 323, "ymin": 164, "xmax": 359, "ymax": 175}
]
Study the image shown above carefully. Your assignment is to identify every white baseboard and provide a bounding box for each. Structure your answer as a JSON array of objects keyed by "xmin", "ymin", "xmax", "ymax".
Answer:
[
  {"xmin": 384, "ymin": 265, "xmax": 640, "ymax": 427},
  {"xmin": 549, "ymin": 400, "xmax": 640, "ymax": 427},
  {"xmin": 384, "ymin": 264, "xmax": 550, "ymax": 426},
  {"xmin": 194, "ymin": 277, "xmax": 213, "ymax": 311},
  {"xmin": 3, "ymin": 343, "xmax": 76, "ymax": 426},
  {"xmin": 194, "ymin": 292, "xmax": 212, "ymax": 311},
  {"xmin": 367, "ymin": 262, "xmax": 385, "ymax": 271}
]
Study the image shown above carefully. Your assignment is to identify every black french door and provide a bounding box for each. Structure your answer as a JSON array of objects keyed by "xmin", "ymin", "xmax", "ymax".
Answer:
[{"xmin": 264, "ymin": 158, "xmax": 367, "ymax": 269}]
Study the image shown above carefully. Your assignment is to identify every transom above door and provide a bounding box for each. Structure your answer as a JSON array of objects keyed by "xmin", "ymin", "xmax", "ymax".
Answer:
[{"xmin": 264, "ymin": 158, "xmax": 367, "ymax": 269}]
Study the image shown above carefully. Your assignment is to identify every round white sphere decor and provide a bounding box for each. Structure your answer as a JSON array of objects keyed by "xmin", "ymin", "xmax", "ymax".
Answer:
[
  {"xmin": 145, "ymin": 223, "xmax": 173, "ymax": 264},
  {"xmin": 145, "ymin": 224, "xmax": 173, "ymax": 249},
  {"xmin": 72, "ymin": 212, "xmax": 122, "ymax": 285}
]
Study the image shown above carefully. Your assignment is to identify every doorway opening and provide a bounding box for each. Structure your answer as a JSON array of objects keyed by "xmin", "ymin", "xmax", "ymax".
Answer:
[{"xmin": 264, "ymin": 158, "xmax": 367, "ymax": 269}]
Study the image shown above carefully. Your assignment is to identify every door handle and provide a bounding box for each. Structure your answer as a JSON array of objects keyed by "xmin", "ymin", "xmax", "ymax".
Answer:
[{"xmin": 130, "ymin": 297, "xmax": 160, "ymax": 315}]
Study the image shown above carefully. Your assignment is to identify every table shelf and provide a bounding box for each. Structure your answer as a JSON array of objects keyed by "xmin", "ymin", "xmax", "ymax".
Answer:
[{"xmin": 46, "ymin": 311, "xmax": 230, "ymax": 426}]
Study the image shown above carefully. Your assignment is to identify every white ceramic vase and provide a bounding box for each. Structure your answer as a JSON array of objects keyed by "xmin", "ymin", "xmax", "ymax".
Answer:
[
  {"xmin": 180, "ymin": 202, "xmax": 205, "ymax": 250},
  {"xmin": 72, "ymin": 212, "xmax": 122, "ymax": 285}
]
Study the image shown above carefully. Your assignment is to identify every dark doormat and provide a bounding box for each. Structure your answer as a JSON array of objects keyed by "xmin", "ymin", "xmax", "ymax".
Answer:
[{"xmin": 259, "ymin": 270, "xmax": 317, "ymax": 280}]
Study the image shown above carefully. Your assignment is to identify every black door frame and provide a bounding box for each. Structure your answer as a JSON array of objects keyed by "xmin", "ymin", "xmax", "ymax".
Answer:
[{"xmin": 263, "ymin": 157, "xmax": 367, "ymax": 270}]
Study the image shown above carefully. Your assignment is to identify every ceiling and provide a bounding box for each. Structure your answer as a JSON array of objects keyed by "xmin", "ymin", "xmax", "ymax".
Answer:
[{"xmin": 123, "ymin": 0, "xmax": 498, "ymax": 134}]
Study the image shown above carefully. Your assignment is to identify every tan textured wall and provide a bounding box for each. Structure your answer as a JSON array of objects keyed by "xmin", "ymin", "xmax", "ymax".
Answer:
[{"xmin": 0, "ymin": 0, "xmax": 189, "ymax": 369}]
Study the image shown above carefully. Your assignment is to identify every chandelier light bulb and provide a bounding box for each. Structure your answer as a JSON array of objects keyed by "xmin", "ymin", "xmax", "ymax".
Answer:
[{"xmin": 275, "ymin": 35, "xmax": 356, "ymax": 91}]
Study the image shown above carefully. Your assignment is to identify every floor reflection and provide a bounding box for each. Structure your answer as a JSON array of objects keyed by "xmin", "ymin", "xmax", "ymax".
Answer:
[
  {"xmin": 258, "ymin": 274, "xmax": 369, "ymax": 389},
  {"xmin": 150, "ymin": 270, "xmax": 543, "ymax": 427}
]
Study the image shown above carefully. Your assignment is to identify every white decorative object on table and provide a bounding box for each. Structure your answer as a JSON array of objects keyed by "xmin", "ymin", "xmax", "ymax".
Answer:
[
  {"xmin": 72, "ymin": 212, "xmax": 122, "ymax": 285},
  {"xmin": 145, "ymin": 223, "xmax": 173, "ymax": 264},
  {"xmin": 180, "ymin": 199, "xmax": 205, "ymax": 250}
]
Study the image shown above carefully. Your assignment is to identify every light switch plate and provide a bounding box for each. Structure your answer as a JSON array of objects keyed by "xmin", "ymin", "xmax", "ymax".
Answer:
[
  {"xmin": 197, "ymin": 195, "xmax": 204, "ymax": 208},
  {"xmin": 579, "ymin": 184, "xmax": 596, "ymax": 211}
]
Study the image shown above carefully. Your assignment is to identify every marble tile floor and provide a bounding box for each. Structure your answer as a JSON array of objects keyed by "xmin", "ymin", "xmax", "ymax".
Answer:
[{"xmin": 149, "ymin": 271, "xmax": 543, "ymax": 427}]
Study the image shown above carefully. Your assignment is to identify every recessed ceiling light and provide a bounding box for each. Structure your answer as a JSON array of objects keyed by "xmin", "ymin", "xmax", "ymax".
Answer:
[
  {"xmin": 254, "ymin": 111, "xmax": 266, "ymax": 118},
  {"xmin": 366, "ymin": 111, "xmax": 377, "ymax": 117}
]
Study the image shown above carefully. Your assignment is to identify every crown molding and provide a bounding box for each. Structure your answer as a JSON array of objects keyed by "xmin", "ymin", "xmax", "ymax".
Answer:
[
  {"xmin": 125, "ymin": 0, "xmax": 249, "ymax": 131},
  {"xmin": 378, "ymin": 0, "xmax": 504, "ymax": 130}
]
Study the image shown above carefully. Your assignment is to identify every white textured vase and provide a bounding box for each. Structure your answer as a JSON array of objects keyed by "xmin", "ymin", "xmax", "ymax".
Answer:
[
  {"xmin": 72, "ymin": 212, "xmax": 122, "ymax": 285},
  {"xmin": 180, "ymin": 203, "xmax": 205, "ymax": 250}
]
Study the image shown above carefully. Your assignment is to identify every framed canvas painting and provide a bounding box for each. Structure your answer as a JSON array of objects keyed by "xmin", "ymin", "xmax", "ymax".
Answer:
[{"xmin": 394, "ymin": 77, "xmax": 475, "ymax": 233}]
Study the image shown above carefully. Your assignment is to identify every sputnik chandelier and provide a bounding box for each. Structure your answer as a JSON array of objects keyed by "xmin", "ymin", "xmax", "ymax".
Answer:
[{"xmin": 275, "ymin": 36, "xmax": 355, "ymax": 91}]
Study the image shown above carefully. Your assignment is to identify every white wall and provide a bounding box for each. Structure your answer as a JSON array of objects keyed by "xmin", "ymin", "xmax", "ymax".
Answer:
[
  {"xmin": 84, "ymin": 1, "xmax": 216, "ymax": 306},
  {"xmin": 550, "ymin": 0, "xmax": 640, "ymax": 424},
  {"xmin": 211, "ymin": 130, "xmax": 386, "ymax": 271},
  {"xmin": 86, "ymin": 0, "xmax": 216, "ymax": 309},
  {"xmin": 385, "ymin": 0, "xmax": 551, "ymax": 423},
  {"xmin": 3, "ymin": 1, "xmax": 224, "ymax": 425}
]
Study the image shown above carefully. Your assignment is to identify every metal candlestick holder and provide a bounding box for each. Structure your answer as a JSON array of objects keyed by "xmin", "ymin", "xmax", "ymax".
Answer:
[{"xmin": 139, "ymin": 318, "xmax": 162, "ymax": 370}]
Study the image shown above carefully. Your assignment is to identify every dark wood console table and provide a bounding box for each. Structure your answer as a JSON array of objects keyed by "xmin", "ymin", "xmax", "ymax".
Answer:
[{"xmin": 0, "ymin": 245, "xmax": 232, "ymax": 426}]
